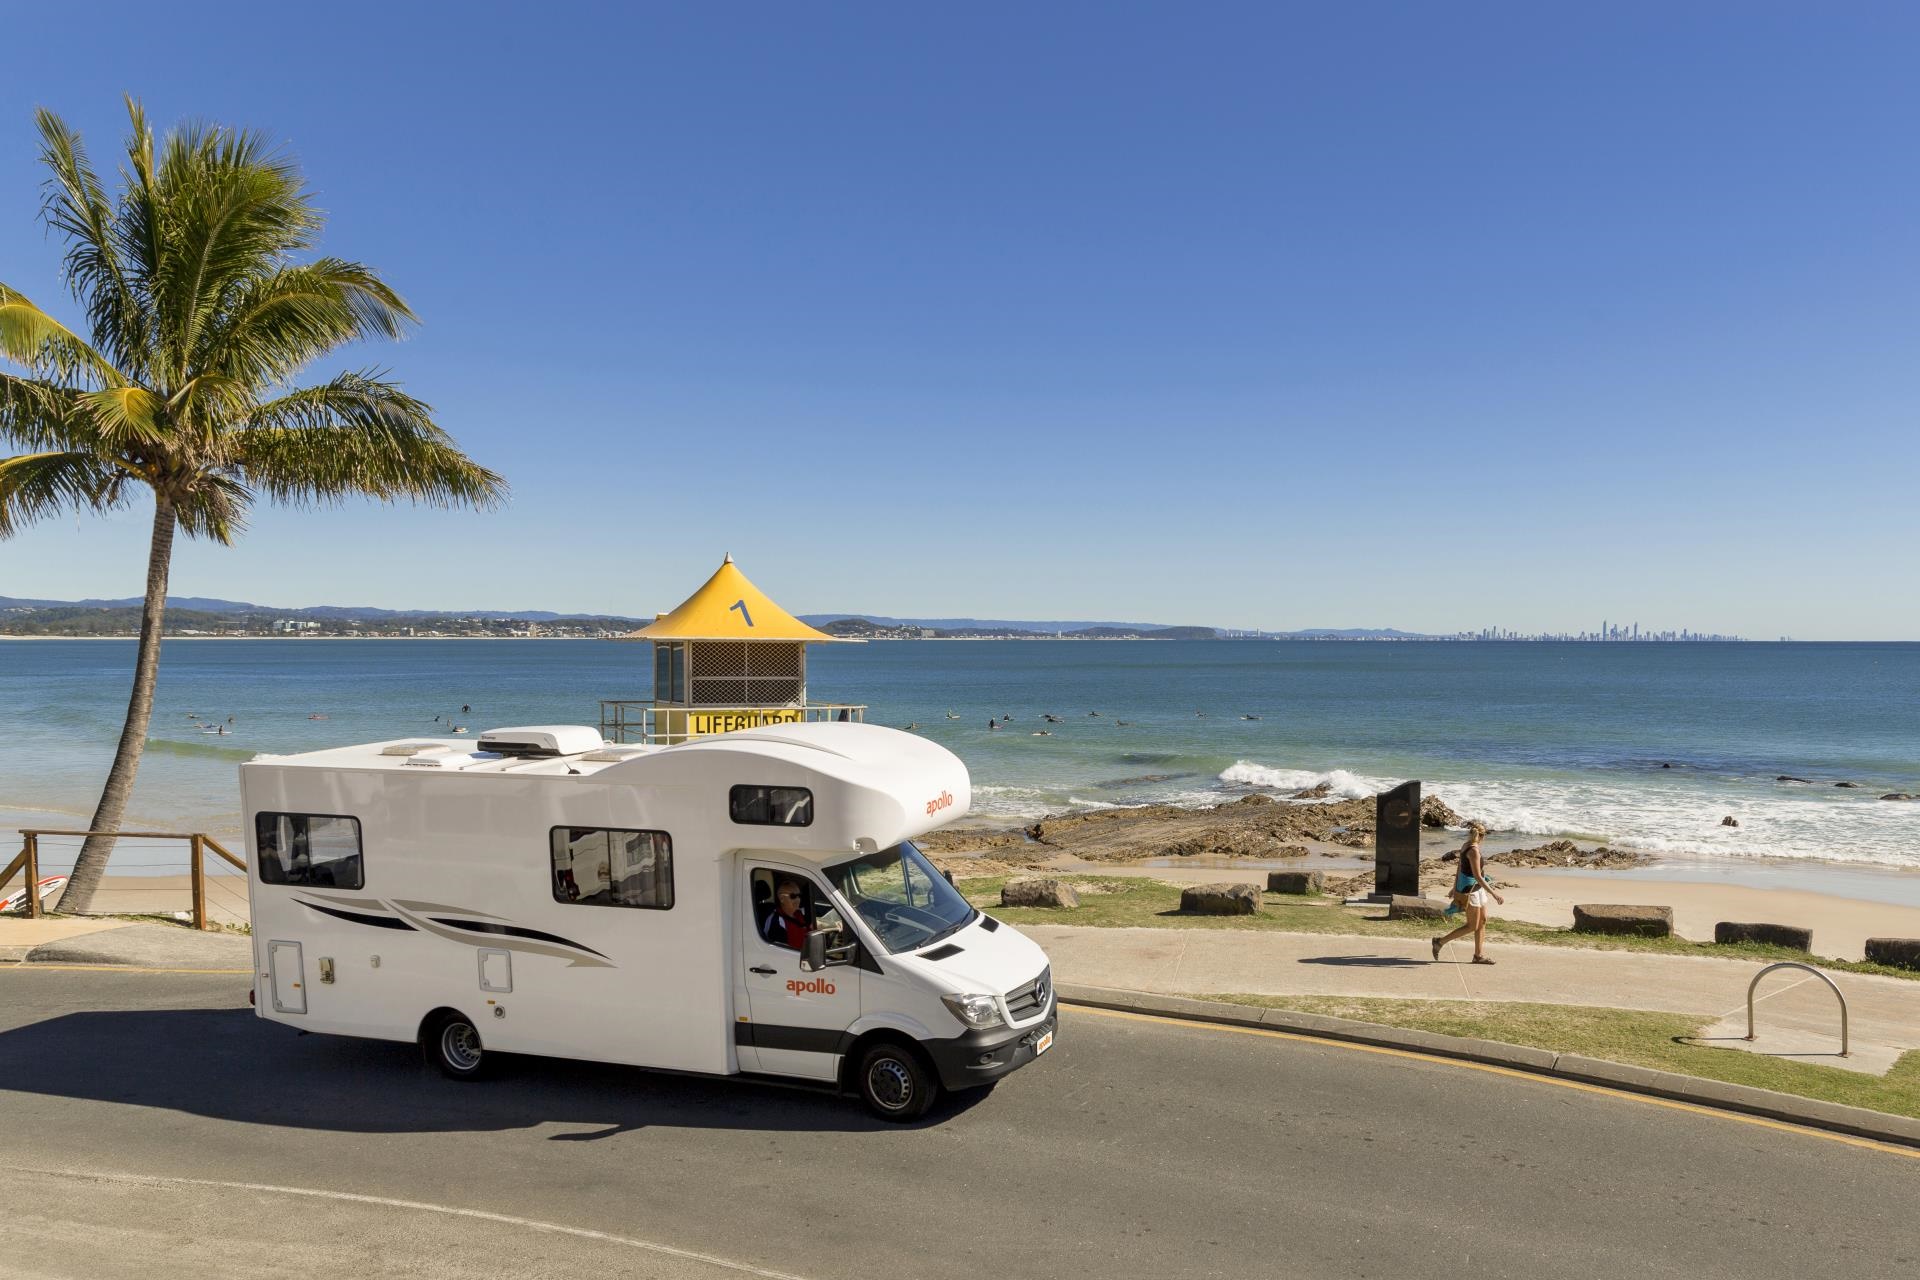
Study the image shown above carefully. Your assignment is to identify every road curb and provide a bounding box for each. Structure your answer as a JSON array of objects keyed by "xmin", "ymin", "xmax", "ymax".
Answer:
[{"xmin": 1057, "ymin": 983, "xmax": 1920, "ymax": 1151}]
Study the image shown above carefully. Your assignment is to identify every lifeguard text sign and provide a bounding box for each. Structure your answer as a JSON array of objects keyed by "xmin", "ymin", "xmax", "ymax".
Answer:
[{"xmin": 688, "ymin": 708, "xmax": 807, "ymax": 735}]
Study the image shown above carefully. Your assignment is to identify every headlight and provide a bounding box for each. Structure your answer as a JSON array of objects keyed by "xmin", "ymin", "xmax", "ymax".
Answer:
[{"xmin": 941, "ymin": 992, "xmax": 1005, "ymax": 1030}]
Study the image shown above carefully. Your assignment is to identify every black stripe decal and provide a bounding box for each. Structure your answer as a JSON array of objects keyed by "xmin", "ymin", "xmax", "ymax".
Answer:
[
  {"xmin": 733, "ymin": 1022, "xmax": 854, "ymax": 1055},
  {"xmin": 430, "ymin": 917, "xmax": 607, "ymax": 959},
  {"xmin": 301, "ymin": 901, "xmax": 416, "ymax": 931}
]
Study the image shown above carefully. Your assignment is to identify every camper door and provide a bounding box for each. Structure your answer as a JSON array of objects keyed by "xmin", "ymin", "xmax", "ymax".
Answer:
[{"xmin": 737, "ymin": 863, "xmax": 859, "ymax": 1080}]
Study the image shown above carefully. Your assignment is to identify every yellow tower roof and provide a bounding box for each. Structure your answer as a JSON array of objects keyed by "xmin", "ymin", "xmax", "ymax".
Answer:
[{"xmin": 631, "ymin": 556, "xmax": 850, "ymax": 642}]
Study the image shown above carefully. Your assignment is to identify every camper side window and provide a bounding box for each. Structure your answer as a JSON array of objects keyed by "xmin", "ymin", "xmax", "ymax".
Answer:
[
  {"xmin": 551, "ymin": 828, "xmax": 674, "ymax": 909},
  {"xmin": 729, "ymin": 785, "xmax": 813, "ymax": 827},
  {"xmin": 256, "ymin": 813, "xmax": 364, "ymax": 889}
]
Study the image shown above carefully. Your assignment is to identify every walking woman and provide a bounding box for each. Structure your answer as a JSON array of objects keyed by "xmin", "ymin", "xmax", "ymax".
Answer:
[{"xmin": 1433, "ymin": 823, "xmax": 1504, "ymax": 964}]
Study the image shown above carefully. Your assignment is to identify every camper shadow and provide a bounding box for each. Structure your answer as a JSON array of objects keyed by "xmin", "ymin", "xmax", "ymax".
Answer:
[{"xmin": 0, "ymin": 1006, "xmax": 983, "ymax": 1136}]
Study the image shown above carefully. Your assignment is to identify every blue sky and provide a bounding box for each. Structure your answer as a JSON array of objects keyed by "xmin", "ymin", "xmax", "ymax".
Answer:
[{"xmin": 2, "ymin": 2, "xmax": 1916, "ymax": 637}]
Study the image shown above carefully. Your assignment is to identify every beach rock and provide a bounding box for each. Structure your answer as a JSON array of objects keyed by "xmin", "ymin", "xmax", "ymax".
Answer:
[
  {"xmin": 1179, "ymin": 882, "xmax": 1261, "ymax": 915},
  {"xmin": 1721, "ymin": 816, "xmax": 1739, "ymax": 827},
  {"xmin": 1864, "ymin": 938, "xmax": 1920, "ymax": 971},
  {"xmin": 1266, "ymin": 870, "xmax": 1324, "ymax": 895},
  {"xmin": 1000, "ymin": 878, "xmax": 1079, "ymax": 909},
  {"xmin": 1489, "ymin": 842, "xmax": 1650, "ymax": 870},
  {"xmin": 1714, "ymin": 921, "xmax": 1812, "ymax": 952},
  {"xmin": 1275, "ymin": 844, "xmax": 1311, "ymax": 858},
  {"xmin": 1234, "ymin": 793, "xmax": 1275, "ymax": 807},
  {"xmin": 1880, "ymin": 793, "xmax": 1917, "ymax": 802},
  {"xmin": 1386, "ymin": 895, "xmax": 1449, "ymax": 921},
  {"xmin": 1291, "ymin": 782, "xmax": 1333, "ymax": 799},
  {"xmin": 1776, "ymin": 776, "xmax": 1811, "ymax": 784},
  {"xmin": 1834, "ymin": 781, "xmax": 1860, "ymax": 789},
  {"xmin": 1421, "ymin": 797, "xmax": 1464, "ymax": 828},
  {"xmin": 1572, "ymin": 903, "xmax": 1673, "ymax": 938}
]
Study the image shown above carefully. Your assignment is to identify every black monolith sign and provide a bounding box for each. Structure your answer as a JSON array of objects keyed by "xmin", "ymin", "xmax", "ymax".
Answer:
[{"xmin": 1374, "ymin": 780, "xmax": 1422, "ymax": 898}]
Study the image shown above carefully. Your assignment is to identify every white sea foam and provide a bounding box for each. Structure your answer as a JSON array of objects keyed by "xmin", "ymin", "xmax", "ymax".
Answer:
[
  {"xmin": 1214, "ymin": 761, "xmax": 1920, "ymax": 866},
  {"xmin": 1217, "ymin": 762, "xmax": 1390, "ymax": 801}
]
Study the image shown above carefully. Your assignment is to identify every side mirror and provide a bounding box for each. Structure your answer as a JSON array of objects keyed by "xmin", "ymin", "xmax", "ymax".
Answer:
[{"xmin": 800, "ymin": 929, "xmax": 855, "ymax": 973}]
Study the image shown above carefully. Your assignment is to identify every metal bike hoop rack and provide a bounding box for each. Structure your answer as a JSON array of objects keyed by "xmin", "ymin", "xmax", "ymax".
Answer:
[{"xmin": 1746, "ymin": 962, "xmax": 1848, "ymax": 1057}]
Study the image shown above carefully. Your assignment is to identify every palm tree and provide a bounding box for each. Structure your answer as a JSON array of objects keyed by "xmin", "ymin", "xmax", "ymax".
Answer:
[{"xmin": 0, "ymin": 100, "xmax": 505, "ymax": 912}]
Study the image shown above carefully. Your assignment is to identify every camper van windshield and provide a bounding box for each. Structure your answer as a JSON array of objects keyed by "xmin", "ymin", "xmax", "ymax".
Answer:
[{"xmin": 823, "ymin": 841, "xmax": 975, "ymax": 954}]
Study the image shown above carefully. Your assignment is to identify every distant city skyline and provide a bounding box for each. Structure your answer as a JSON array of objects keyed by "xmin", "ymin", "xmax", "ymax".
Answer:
[{"xmin": 4, "ymin": 4, "xmax": 1918, "ymax": 639}]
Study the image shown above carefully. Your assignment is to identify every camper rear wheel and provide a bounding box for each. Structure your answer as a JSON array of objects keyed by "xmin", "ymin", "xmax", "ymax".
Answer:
[
  {"xmin": 857, "ymin": 1041, "xmax": 938, "ymax": 1122},
  {"xmin": 427, "ymin": 1011, "xmax": 492, "ymax": 1080}
]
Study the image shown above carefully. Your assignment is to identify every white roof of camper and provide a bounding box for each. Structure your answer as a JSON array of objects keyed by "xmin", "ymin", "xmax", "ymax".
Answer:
[{"xmin": 247, "ymin": 721, "xmax": 962, "ymax": 791}]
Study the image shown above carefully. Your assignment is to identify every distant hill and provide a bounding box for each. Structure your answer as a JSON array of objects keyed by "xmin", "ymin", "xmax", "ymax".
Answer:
[
  {"xmin": 817, "ymin": 616, "xmax": 1220, "ymax": 640},
  {"xmin": 0, "ymin": 595, "xmax": 646, "ymax": 624},
  {"xmin": 799, "ymin": 613, "xmax": 1172, "ymax": 632}
]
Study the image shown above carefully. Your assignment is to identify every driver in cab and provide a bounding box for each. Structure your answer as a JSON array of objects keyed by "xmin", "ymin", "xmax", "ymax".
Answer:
[{"xmin": 763, "ymin": 876, "xmax": 815, "ymax": 950}]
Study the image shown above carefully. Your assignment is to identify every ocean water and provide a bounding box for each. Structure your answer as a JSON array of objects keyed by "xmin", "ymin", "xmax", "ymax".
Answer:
[{"xmin": 1, "ymin": 639, "xmax": 1916, "ymax": 868}]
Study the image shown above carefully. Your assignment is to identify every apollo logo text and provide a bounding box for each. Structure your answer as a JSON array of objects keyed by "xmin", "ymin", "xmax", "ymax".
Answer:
[
  {"xmin": 925, "ymin": 790, "xmax": 955, "ymax": 817},
  {"xmin": 787, "ymin": 977, "xmax": 837, "ymax": 995}
]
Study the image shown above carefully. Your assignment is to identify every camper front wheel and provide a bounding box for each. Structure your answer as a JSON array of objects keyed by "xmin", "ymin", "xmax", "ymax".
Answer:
[
  {"xmin": 857, "ymin": 1042, "xmax": 938, "ymax": 1122},
  {"xmin": 428, "ymin": 1012, "xmax": 492, "ymax": 1080}
]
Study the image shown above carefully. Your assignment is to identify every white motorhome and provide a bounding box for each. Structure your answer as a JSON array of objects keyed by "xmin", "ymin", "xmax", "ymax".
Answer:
[{"xmin": 240, "ymin": 721, "xmax": 1055, "ymax": 1120}]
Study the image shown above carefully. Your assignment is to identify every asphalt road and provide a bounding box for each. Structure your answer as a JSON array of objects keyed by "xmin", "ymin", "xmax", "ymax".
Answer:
[{"xmin": 0, "ymin": 968, "xmax": 1915, "ymax": 1279}]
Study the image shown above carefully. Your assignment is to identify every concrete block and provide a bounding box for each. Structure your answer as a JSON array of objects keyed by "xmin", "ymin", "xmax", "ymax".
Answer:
[
  {"xmin": 1266, "ymin": 870, "xmax": 1324, "ymax": 895},
  {"xmin": 1179, "ymin": 883, "xmax": 1261, "ymax": 915},
  {"xmin": 1864, "ymin": 938, "xmax": 1920, "ymax": 971},
  {"xmin": 1572, "ymin": 903, "xmax": 1673, "ymax": 937},
  {"xmin": 1386, "ymin": 895, "xmax": 1449, "ymax": 921},
  {"xmin": 1001, "ymin": 878, "xmax": 1079, "ymax": 909},
  {"xmin": 1713, "ymin": 921, "xmax": 1812, "ymax": 952}
]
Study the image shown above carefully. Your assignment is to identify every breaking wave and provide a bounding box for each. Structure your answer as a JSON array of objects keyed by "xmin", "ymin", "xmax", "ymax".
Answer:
[{"xmin": 1217, "ymin": 762, "xmax": 1390, "ymax": 800}]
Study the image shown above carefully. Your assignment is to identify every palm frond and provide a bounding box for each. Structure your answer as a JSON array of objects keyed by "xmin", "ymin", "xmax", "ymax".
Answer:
[
  {"xmin": 0, "ymin": 283, "xmax": 126, "ymax": 386},
  {"xmin": 149, "ymin": 118, "xmax": 321, "ymax": 381},
  {"xmin": 174, "ymin": 471, "xmax": 253, "ymax": 543},
  {"xmin": 236, "ymin": 371, "xmax": 506, "ymax": 510},
  {"xmin": 199, "ymin": 259, "xmax": 416, "ymax": 388},
  {"xmin": 0, "ymin": 450, "xmax": 127, "ymax": 536},
  {"xmin": 78, "ymin": 385, "xmax": 167, "ymax": 450},
  {"xmin": 34, "ymin": 107, "xmax": 149, "ymax": 378},
  {"xmin": 0, "ymin": 373, "xmax": 96, "ymax": 453}
]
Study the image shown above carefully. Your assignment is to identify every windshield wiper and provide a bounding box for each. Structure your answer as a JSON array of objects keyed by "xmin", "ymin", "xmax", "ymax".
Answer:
[{"xmin": 915, "ymin": 908, "xmax": 978, "ymax": 951}]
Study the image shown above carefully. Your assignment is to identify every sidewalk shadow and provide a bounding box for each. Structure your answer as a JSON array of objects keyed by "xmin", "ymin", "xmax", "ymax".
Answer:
[
  {"xmin": 0, "ymin": 1005, "xmax": 980, "ymax": 1139},
  {"xmin": 1298, "ymin": 956, "xmax": 1426, "ymax": 968}
]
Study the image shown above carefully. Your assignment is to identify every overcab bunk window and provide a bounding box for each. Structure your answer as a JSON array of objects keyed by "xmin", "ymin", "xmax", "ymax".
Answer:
[
  {"xmin": 729, "ymin": 785, "xmax": 814, "ymax": 827},
  {"xmin": 551, "ymin": 828, "xmax": 674, "ymax": 909},
  {"xmin": 256, "ymin": 813, "xmax": 364, "ymax": 888}
]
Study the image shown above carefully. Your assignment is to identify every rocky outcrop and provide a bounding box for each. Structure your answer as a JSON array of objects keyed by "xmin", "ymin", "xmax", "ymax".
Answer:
[
  {"xmin": 1266, "ymin": 870, "xmax": 1324, "ymax": 895},
  {"xmin": 1881, "ymin": 793, "xmax": 1917, "ymax": 802},
  {"xmin": 1291, "ymin": 782, "xmax": 1333, "ymax": 799},
  {"xmin": 1572, "ymin": 903, "xmax": 1673, "ymax": 938},
  {"xmin": 1721, "ymin": 816, "xmax": 1739, "ymax": 827},
  {"xmin": 1714, "ymin": 921, "xmax": 1811, "ymax": 951},
  {"xmin": 1486, "ymin": 841, "xmax": 1651, "ymax": 870},
  {"xmin": 1000, "ymin": 879, "xmax": 1080, "ymax": 909},
  {"xmin": 1865, "ymin": 938, "xmax": 1920, "ymax": 971},
  {"xmin": 1834, "ymin": 781, "xmax": 1860, "ymax": 789},
  {"xmin": 1776, "ymin": 775, "xmax": 1810, "ymax": 784},
  {"xmin": 1179, "ymin": 882, "xmax": 1261, "ymax": 915},
  {"xmin": 1386, "ymin": 895, "xmax": 1449, "ymax": 921},
  {"xmin": 1420, "ymin": 797, "xmax": 1463, "ymax": 828}
]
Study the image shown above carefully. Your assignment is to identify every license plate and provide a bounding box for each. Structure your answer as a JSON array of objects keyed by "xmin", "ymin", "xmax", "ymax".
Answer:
[{"xmin": 1033, "ymin": 1029, "xmax": 1054, "ymax": 1056}]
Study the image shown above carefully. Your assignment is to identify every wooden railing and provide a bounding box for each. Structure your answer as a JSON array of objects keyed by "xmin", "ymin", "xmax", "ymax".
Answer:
[{"xmin": 1, "ymin": 830, "xmax": 246, "ymax": 930}]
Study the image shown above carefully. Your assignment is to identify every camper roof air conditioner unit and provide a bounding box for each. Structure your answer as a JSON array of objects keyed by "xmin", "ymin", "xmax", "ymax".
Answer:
[{"xmin": 475, "ymin": 725, "xmax": 604, "ymax": 758}]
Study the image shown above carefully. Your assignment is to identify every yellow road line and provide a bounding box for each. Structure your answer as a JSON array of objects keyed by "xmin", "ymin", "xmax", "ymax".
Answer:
[{"xmin": 1067, "ymin": 1003, "xmax": 1920, "ymax": 1161}]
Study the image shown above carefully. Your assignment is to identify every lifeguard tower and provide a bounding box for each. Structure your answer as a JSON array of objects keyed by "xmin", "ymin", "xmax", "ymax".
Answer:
[{"xmin": 599, "ymin": 556, "xmax": 865, "ymax": 745}]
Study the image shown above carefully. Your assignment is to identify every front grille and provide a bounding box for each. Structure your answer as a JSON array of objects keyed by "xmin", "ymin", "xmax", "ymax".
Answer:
[{"xmin": 1005, "ymin": 966, "xmax": 1051, "ymax": 1022}]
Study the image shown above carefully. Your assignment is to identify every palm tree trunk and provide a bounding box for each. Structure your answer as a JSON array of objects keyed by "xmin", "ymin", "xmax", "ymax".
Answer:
[{"xmin": 57, "ymin": 497, "xmax": 176, "ymax": 914}]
